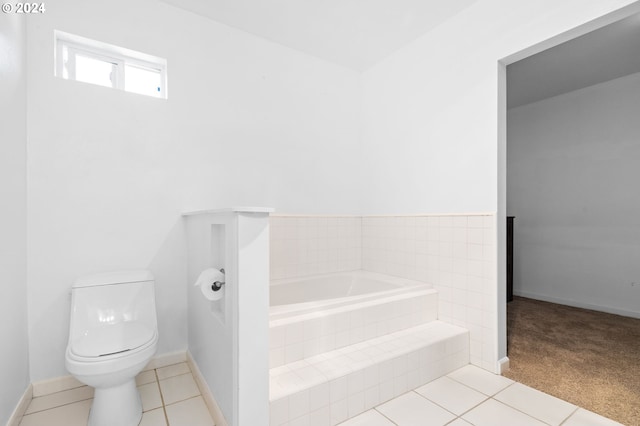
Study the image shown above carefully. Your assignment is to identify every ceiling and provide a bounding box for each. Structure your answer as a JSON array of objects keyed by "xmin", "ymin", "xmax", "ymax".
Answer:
[
  {"xmin": 161, "ymin": 0, "xmax": 478, "ymax": 71},
  {"xmin": 508, "ymin": 12, "xmax": 640, "ymax": 109},
  {"xmin": 160, "ymin": 1, "xmax": 640, "ymax": 101}
]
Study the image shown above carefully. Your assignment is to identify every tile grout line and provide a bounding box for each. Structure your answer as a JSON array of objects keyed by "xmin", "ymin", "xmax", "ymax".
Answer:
[
  {"xmin": 372, "ymin": 406, "xmax": 399, "ymax": 425},
  {"xmin": 445, "ymin": 371, "xmax": 514, "ymax": 398},
  {"xmin": 558, "ymin": 407, "xmax": 580, "ymax": 426},
  {"xmin": 490, "ymin": 382, "xmax": 582, "ymax": 425},
  {"xmin": 366, "ymin": 370, "xmax": 516, "ymax": 426},
  {"xmin": 487, "ymin": 397, "xmax": 553, "ymax": 425},
  {"xmin": 411, "ymin": 386, "xmax": 490, "ymax": 422},
  {"xmin": 31, "ymin": 384, "xmax": 88, "ymax": 399},
  {"xmin": 22, "ymin": 395, "xmax": 94, "ymax": 416},
  {"xmin": 158, "ymin": 368, "xmax": 204, "ymax": 406},
  {"xmin": 154, "ymin": 368, "xmax": 171, "ymax": 426},
  {"xmin": 159, "ymin": 370, "xmax": 194, "ymax": 381}
]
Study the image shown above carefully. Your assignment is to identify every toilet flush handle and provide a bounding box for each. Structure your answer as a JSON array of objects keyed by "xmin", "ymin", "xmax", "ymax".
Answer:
[{"xmin": 212, "ymin": 268, "xmax": 225, "ymax": 292}]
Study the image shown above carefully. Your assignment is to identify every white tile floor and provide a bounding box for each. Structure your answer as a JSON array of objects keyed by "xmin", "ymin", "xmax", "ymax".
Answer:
[
  {"xmin": 18, "ymin": 362, "xmax": 214, "ymax": 426},
  {"xmin": 17, "ymin": 363, "xmax": 623, "ymax": 426},
  {"xmin": 339, "ymin": 365, "xmax": 623, "ymax": 426}
]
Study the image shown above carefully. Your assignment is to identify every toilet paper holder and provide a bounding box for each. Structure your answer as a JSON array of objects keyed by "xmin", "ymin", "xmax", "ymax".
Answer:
[{"xmin": 211, "ymin": 268, "xmax": 225, "ymax": 292}]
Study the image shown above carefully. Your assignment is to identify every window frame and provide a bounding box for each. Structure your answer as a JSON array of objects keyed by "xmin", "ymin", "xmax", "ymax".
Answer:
[{"xmin": 55, "ymin": 31, "xmax": 167, "ymax": 99}]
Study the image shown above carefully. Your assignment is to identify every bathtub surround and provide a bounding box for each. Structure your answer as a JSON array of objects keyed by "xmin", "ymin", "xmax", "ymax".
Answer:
[
  {"xmin": 270, "ymin": 272, "xmax": 439, "ymax": 368},
  {"xmin": 269, "ymin": 213, "xmax": 497, "ymax": 424},
  {"xmin": 271, "ymin": 213, "xmax": 498, "ymax": 372},
  {"xmin": 268, "ymin": 271, "xmax": 469, "ymax": 425},
  {"xmin": 363, "ymin": 215, "xmax": 498, "ymax": 372},
  {"xmin": 269, "ymin": 322, "xmax": 469, "ymax": 425},
  {"xmin": 270, "ymin": 216, "xmax": 362, "ymax": 280}
]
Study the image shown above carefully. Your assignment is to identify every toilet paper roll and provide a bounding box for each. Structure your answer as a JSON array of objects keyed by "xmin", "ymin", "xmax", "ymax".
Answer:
[{"xmin": 194, "ymin": 268, "xmax": 225, "ymax": 301}]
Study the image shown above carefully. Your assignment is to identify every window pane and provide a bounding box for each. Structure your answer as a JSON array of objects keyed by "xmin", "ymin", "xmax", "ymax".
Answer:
[
  {"xmin": 125, "ymin": 64, "xmax": 162, "ymax": 98},
  {"xmin": 75, "ymin": 54, "xmax": 115, "ymax": 88}
]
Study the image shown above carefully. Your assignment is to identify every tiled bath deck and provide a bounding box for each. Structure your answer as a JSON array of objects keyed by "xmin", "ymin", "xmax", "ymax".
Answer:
[{"xmin": 270, "ymin": 321, "xmax": 469, "ymax": 425}]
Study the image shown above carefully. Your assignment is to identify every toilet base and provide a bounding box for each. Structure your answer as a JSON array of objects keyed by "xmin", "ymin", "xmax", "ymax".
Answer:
[{"xmin": 88, "ymin": 379, "xmax": 142, "ymax": 426}]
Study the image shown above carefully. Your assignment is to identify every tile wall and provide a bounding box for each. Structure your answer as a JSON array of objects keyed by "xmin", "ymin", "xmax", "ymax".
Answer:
[
  {"xmin": 269, "ymin": 291, "xmax": 438, "ymax": 368},
  {"xmin": 270, "ymin": 213, "xmax": 498, "ymax": 372},
  {"xmin": 269, "ymin": 323, "xmax": 470, "ymax": 425},
  {"xmin": 361, "ymin": 215, "xmax": 497, "ymax": 371},
  {"xmin": 270, "ymin": 216, "xmax": 362, "ymax": 280}
]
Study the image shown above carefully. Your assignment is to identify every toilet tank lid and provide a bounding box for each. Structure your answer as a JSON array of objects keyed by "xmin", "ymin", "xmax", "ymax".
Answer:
[{"xmin": 72, "ymin": 270, "xmax": 154, "ymax": 288}]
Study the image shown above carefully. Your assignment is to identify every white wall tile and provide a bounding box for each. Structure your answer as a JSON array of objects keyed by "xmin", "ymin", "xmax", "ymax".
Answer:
[
  {"xmin": 330, "ymin": 399, "xmax": 348, "ymax": 425},
  {"xmin": 273, "ymin": 213, "xmax": 497, "ymax": 373},
  {"xmin": 271, "ymin": 216, "xmax": 362, "ymax": 280},
  {"xmin": 271, "ymin": 397, "xmax": 289, "ymax": 425},
  {"xmin": 289, "ymin": 389, "xmax": 310, "ymax": 420}
]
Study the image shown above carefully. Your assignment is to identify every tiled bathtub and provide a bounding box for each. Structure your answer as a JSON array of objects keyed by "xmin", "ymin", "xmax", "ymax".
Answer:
[{"xmin": 269, "ymin": 271, "xmax": 438, "ymax": 368}]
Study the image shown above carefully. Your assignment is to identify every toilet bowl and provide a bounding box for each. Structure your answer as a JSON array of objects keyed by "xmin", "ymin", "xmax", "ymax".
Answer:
[{"xmin": 66, "ymin": 270, "xmax": 158, "ymax": 426}]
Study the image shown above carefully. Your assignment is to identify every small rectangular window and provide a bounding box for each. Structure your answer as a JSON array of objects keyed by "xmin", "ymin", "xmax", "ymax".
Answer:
[{"xmin": 55, "ymin": 31, "xmax": 167, "ymax": 99}]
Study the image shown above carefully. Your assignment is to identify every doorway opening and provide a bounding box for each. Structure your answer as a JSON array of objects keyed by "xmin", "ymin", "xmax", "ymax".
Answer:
[{"xmin": 497, "ymin": 5, "xmax": 640, "ymax": 425}]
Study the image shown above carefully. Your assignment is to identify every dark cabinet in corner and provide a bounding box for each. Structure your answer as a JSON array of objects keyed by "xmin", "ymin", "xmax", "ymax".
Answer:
[{"xmin": 507, "ymin": 216, "xmax": 514, "ymax": 302}]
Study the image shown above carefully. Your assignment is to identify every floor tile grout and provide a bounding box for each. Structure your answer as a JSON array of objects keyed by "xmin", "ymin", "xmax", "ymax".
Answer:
[
  {"xmin": 21, "ymin": 398, "xmax": 92, "ymax": 418},
  {"xmin": 154, "ymin": 367, "xmax": 171, "ymax": 426},
  {"xmin": 558, "ymin": 407, "xmax": 581, "ymax": 426},
  {"xmin": 31, "ymin": 384, "xmax": 88, "ymax": 398},
  {"xmin": 158, "ymin": 370, "xmax": 193, "ymax": 383},
  {"xmin": 336, "ymin": 365, "xmax": 616, "ymax": 426},
  {"xmin": 373, "ymin": 406, "xmax": 399, "ymax": 425}
]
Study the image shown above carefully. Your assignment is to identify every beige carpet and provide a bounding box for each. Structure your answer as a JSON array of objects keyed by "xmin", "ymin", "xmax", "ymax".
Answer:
[{"xmin": 504, "ymin": 297, "xmax": 640, "ymax": 426}]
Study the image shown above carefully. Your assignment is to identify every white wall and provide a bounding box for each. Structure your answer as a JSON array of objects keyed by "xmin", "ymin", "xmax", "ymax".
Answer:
[
  {"xmin": 361, "ymin": 0, "xmax": 638, "ymax": 214},
  {"xmin": 0, "ymin": 13, "xmax": 30, "ymax": 425},
  {"xmin": 508, "ymin": 72, "xmax": 640, "ymax": 318},
  {"xmin": 360, "ymin": 0, "xmax": 639, "ymax": 370},
  {"xmin": 26, "ymin": 0, "xmax": 361, "ymax": 382}
]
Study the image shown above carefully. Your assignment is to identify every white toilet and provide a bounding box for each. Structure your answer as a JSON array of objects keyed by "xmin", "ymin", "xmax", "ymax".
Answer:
[{"xmin": 66, "ymin": 270, "xmax": 158, "ymax": 426}]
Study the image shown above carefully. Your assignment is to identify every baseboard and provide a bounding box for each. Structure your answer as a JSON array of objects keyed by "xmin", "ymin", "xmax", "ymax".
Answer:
[
  {"xmin": 143, "ymin": 350, "xmax": 187, "ymax": 371},
  {"xmin": 514, "ymin": 291, "xmax": 640, "ymax": 319},
  {"xmin": 187, "ymin": 351, "xmax": 228, "ymax": 426},
  {"xmin": 32, "ymin": 375, "xmax": 84, "ymax": 398},
  {"xmin": 32, "ymin": 350, "xmax": 187, "ymax": 398},
  {"xmin": 497, "ymin": 357, "xmax": 510, "ymax": 374},
  {"xmin": 6, "ymin": 384, "xmax": 32, "ymax": 426}
]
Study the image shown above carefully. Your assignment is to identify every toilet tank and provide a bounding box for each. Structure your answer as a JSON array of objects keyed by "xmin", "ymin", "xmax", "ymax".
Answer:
[{"xmin": 69, "ymin": 270, "xmax": 157, "ymax": 357}]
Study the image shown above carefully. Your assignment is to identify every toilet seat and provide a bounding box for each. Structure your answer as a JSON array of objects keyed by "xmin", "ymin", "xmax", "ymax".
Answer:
[
  {"xmin": 70, "ymin": 321, "xmax": 155, "ymax": 358},
  {"xmin": 66, "ymin": 330, "xmax": 158, "ymax": 378}
]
